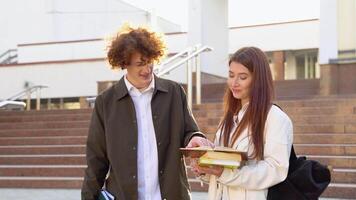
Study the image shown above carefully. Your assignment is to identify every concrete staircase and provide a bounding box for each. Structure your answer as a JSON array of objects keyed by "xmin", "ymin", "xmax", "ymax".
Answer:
[
  {"xmin": 0, "ymin": 97, "xmax": 355, "ymax": 199},
  {"xmin": 191, "ymin": 97, "xmax": 356, "ymax": 199},
  {"xmin": 0, "ymin": 109, "xmax": 91, "ymax": 188}
]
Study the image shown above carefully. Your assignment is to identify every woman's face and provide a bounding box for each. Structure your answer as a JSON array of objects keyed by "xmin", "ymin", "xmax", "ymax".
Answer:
[{"xmin": 228, "ymin": 61, "xmax": 252, "ymax": 106}]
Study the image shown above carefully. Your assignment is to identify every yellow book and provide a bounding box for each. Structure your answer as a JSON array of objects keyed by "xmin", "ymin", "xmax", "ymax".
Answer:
[
  {"xmin": 198, "ymin": 157, "xmax": 244, "ymax": 169},
  {"xmin": 180, "ymin": 146, "xmax": 247, "ymax": 169}
]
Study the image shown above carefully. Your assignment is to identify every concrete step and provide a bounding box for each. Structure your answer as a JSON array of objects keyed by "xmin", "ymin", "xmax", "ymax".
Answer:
[
  {"xmin": 187, "ymin": 173, "xmax": 356, "ymax": 199},
  {"xmin": 193, "ymin": 110, "xmax": 223, "ymax": 119},
  {"xmin": 321, "ymin": 183, "xmax": 356, "ymax": 199},
  {"xmin": 284, "ymin": 106, "xmax": 352, "ymax": 115},
  {"xmin": 0, "ymin": 145, "xmax": 85, "ymax": 155},
  {"xmin": 290, "ymin": 115, "xmax": 356, "ymax": 124},
  {"xmin": 0, "ymin": 114, "xmax": 91, "ymax": 123},
  {"xmin": 276, "ymin": 98, "xmax": 356, "ymax": 107},
  {"xmin": 294, "ymin": 144, "xmax": 356, "ymax": 156},
  {"xmin": 0, "ymin": 121, "xmax": 90, "ymax": 130},
  {"xmin": 294, "ymin": 133, "xmax": 356, "ymax": 144},
  {"xmin": 305, "ymin": 155, "xmax": 356, "ymax": 168},
  {"xmin": 0, "ymin": 109, "xmax": 92, "ymax": 117},
  {"xmin": 0, "ymin": 128, "xmax": 88, "ymax": 137},
  {"xmin": 0, "ymin": 177, "xmax": 83, "ymax": 188},
  {"xmin": 0, "ymin": 165, "xmax": 85, "ymax": 177},
  {"xmin": 193, "ymin": 105, "xmax": 355, "ymax": 116},
  {"xmin": 0, "ymin": 155, "xmax": 86, "ymax": 165},
  {"xmin": 332, "ymin": 168, "xmax": 356, "ymax": 184},
  {"xmin": 195, "ymin": 115, "xmax": 356, "ymax": 127},
  {"xmin": 0, "ymin": 136, "xmax": 87, "ymax": 146},
  {"xmin": 294, "ymin": 124, "xmax": 348, "ymax": 133},
  {"xmin": 201, "ymin": 124, "xmax": 356, "ymax": 135}
]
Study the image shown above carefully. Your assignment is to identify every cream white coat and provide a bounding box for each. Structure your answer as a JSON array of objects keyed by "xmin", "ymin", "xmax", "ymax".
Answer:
[{"xmin": 206, "ymin": 104, "xmax": 293, "ymax": 200}]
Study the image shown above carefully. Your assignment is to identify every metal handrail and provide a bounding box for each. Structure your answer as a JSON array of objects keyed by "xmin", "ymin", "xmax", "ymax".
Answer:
[
  {"xmin": 0, "ymin": 49, "xmax": 17, "ymax": 64},
  {"xmin": 157, "ymin": 45, "xmax": 213, "ymax": 107},
  {"xmin": 7, "ymin": 85, "xmax": 48, "ymax": 101},
  {"xmin": 0, "ymin": 100, "xmax": 26, "ymax": 110},
  {"xmin": 153, "ymin": 47, "xmax": 191, "ymax": 73},
  {"xmin": 157, "ymin": 45, "xmax": 213, "ymax": 77},
  {"xmin": 6, "ymin": 85, "xmax": 48, "ymax": 111}
]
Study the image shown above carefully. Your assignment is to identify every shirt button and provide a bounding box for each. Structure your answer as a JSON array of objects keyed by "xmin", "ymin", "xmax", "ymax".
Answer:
[
  {"xmin": 158, "ymin": 142, "xmax": 161, "ymax": 146},
  {"xmin": 133, "ymin": 146, "xmax": 136, "ymax": 151},
  {"xmin": 133, "ymin": 175, "xmax": 136, "ymax": 179},
  {"xmin": 153, "ymin": 115, "xmax": 157, "ymax": 119},
  {"xmin": 160, "ymin": 170, "xmax": 163, "ymax": 174}
]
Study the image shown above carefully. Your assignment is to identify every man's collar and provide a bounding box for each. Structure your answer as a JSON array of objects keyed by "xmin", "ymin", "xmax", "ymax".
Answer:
[
  {"xmin": 115, "ymin": 75, "xmax": 168, "ymax": 100},
  {"xmin": 123, "ymin": 75, "xmax": 155, "ymax": 93}
]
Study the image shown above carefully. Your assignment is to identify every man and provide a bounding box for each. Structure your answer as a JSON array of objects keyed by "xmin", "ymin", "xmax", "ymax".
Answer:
[{"xmin": 81, "ymin": 25, "xmax": 211, "ymax": 200}]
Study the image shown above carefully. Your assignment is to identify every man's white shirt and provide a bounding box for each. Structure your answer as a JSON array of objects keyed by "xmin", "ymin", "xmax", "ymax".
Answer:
[{"xmin": 124, "ymin": 76, "xmax": 161, "ymax": 200}]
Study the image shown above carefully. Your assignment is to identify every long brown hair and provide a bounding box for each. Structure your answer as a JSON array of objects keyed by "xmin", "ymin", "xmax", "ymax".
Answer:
[{"xmin": 219, "ymin": 47, "xmax": 274, "ymax": 160}]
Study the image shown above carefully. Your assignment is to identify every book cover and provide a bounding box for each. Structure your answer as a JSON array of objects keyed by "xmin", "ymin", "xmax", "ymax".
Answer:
[
  {"xmin": 180, "ymin": 146, "xmax": 247, "ymax": 168},
  {"xmin": 98, "ymin": 189, "xmax": 115, "ymax": 200},
  {"xmin": 199, "ymin": 157, "xmax": 244, "ymax": 169}
]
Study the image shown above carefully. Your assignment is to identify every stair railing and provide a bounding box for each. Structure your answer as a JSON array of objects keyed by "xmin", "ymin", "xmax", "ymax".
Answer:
[
  {"xmin": 5, "ymin": 85, "xmax": 48, "ymax": 111},
  {"xmin": 156, "ymin": 44, "xmax": 213, "ymax": 107},
  {"xmin": 0, "ymin": 49, "xmax": 18, "ymax": 64}
]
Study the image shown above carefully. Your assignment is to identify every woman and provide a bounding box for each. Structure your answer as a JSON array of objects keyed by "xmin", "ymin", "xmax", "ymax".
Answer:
[{"xmin": 191, "ymin": 47, "xmax": 293, "ymax": 200}]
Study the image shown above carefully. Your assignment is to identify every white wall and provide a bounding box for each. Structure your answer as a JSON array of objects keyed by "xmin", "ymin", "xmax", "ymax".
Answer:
[
  {"xmin": 0, "ymin": 0, "xmax": 180, "ymax": 56},
  {"xmin": 164, "ymin": 33, "xmax": 188, "ymax": 54},
  {"xmin": 188, "ymin": 0, "xmax": 229, "ymax": 77},
  {"xmin": 18, "ymin": 40, "xmax": 106, "ymax": 63},
  {"xmin": 0, "ymin": 0, "xmax": 54, "ymax": 54},
  {"xmin": 17, "ymin": 32, "xmax": 188, "ymax": 63},
  {"xmin": 0, "ymin": 60, "xmax": 124, "ymax": 99},
  {"xmin": 319, "ymin": 0, "xmax": 338, "ymax": 64},
  {"xmin": 229, "ymin": 20, "xmax": 319, "ymax": 53}
]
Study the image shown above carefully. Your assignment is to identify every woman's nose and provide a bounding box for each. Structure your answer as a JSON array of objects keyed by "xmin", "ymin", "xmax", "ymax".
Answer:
[{"xmin": 232, "ymin": 78, "xmax": 240, "ymax": 86}]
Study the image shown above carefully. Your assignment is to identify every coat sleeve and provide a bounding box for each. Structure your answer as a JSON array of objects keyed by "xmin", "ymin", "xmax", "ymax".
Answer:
[
  {"xmin": 179, "ymin": 85, "xmax": 206, "ymax": 147},
  {"xmin": 217, "ymin": 107, "xmax": 293, "ymax": 190},
  {"xmin": 81, "ymin": 95, "xmax": 109, "ymax": 200}
]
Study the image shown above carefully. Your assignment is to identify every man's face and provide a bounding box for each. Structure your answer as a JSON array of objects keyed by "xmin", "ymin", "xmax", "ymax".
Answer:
[{"xmin": 126, "ymin": 52, "xmax": 154, "ymax": 91}]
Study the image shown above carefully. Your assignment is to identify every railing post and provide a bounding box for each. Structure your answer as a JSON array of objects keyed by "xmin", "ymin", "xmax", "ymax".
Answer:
[
  {"xmin": 187, "ymin": 50, "xmax": 193, "ymax": 109},
  {"xmin": 26, "ymin": 90, "xmax": 31, "ymax": 111},
  {"xmin": 196, "ymin": 53, "xmax": 201, "ymax": 105},
  {"xmin": 36, "ymin": 88, "xmax": 41, "ymax": 110}
]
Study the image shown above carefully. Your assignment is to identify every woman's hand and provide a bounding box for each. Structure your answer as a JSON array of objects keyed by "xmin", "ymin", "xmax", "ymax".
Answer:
[{"xmin": 190, "ymin": 158, "xmax": 224, "ymax": 177}]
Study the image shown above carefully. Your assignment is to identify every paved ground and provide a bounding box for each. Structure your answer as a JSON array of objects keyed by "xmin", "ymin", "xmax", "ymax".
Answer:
[
  {"xmin": 0, "ymin": 189, "xmax": 207, "ymax": 200},
  {"xmin": 0, "ymin": 189, "xmax": 351, "ymax": 200}
]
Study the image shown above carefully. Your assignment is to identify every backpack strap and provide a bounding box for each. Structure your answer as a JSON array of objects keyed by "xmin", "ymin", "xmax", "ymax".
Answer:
[
  {"xmin": 273, "ymin": 103, "xmax": 297, "ymax": 161},
  {"xmin": 290, "ymin": 145, "xmax": 297, "ymax": 161}
]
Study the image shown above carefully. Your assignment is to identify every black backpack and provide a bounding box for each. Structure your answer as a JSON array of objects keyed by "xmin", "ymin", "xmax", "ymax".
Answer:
[
  {"xmin": 267, "ymin": 145, "xmax": 331, "ymax": 200},
  {"xmin": 268, "ymin": 104, "xmax": 331, "ymax": 200}
]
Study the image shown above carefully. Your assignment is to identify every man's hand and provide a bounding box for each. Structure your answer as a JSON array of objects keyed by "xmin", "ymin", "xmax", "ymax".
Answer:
[{"xmin": 186, "ymin": 136, "xmax": 214, "ymax": 148}]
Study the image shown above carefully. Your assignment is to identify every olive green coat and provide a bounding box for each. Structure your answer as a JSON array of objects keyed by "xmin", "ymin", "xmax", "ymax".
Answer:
[{"xmin": 81, "ymin": 76, "xmax": 204, "ymax": 200}]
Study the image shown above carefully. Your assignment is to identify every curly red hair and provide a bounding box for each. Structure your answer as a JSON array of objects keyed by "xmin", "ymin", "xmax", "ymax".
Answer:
[{"xmin": 107, "ymin": 25, "xmax": 166, "ymax": 69}]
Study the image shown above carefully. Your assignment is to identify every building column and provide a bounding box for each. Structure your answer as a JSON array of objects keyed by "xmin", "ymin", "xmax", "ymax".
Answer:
[
  {"xmin": 319, "ymin": 0, "xmax": 338, "ymax": 96},
  {"xmin": 188, "ymin": 0, "xmax": 228, "ymax": 77},
  {"xmin": 319, "ymin": 0, "xmax": 338, "ymax": 64},
  {"xmin": 320, "ymin": 64, "xmax": 338, "ymax": 95},
  {"xmin": 272, "ymin": 51, "xmax": 285, "ymax": 80}
]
